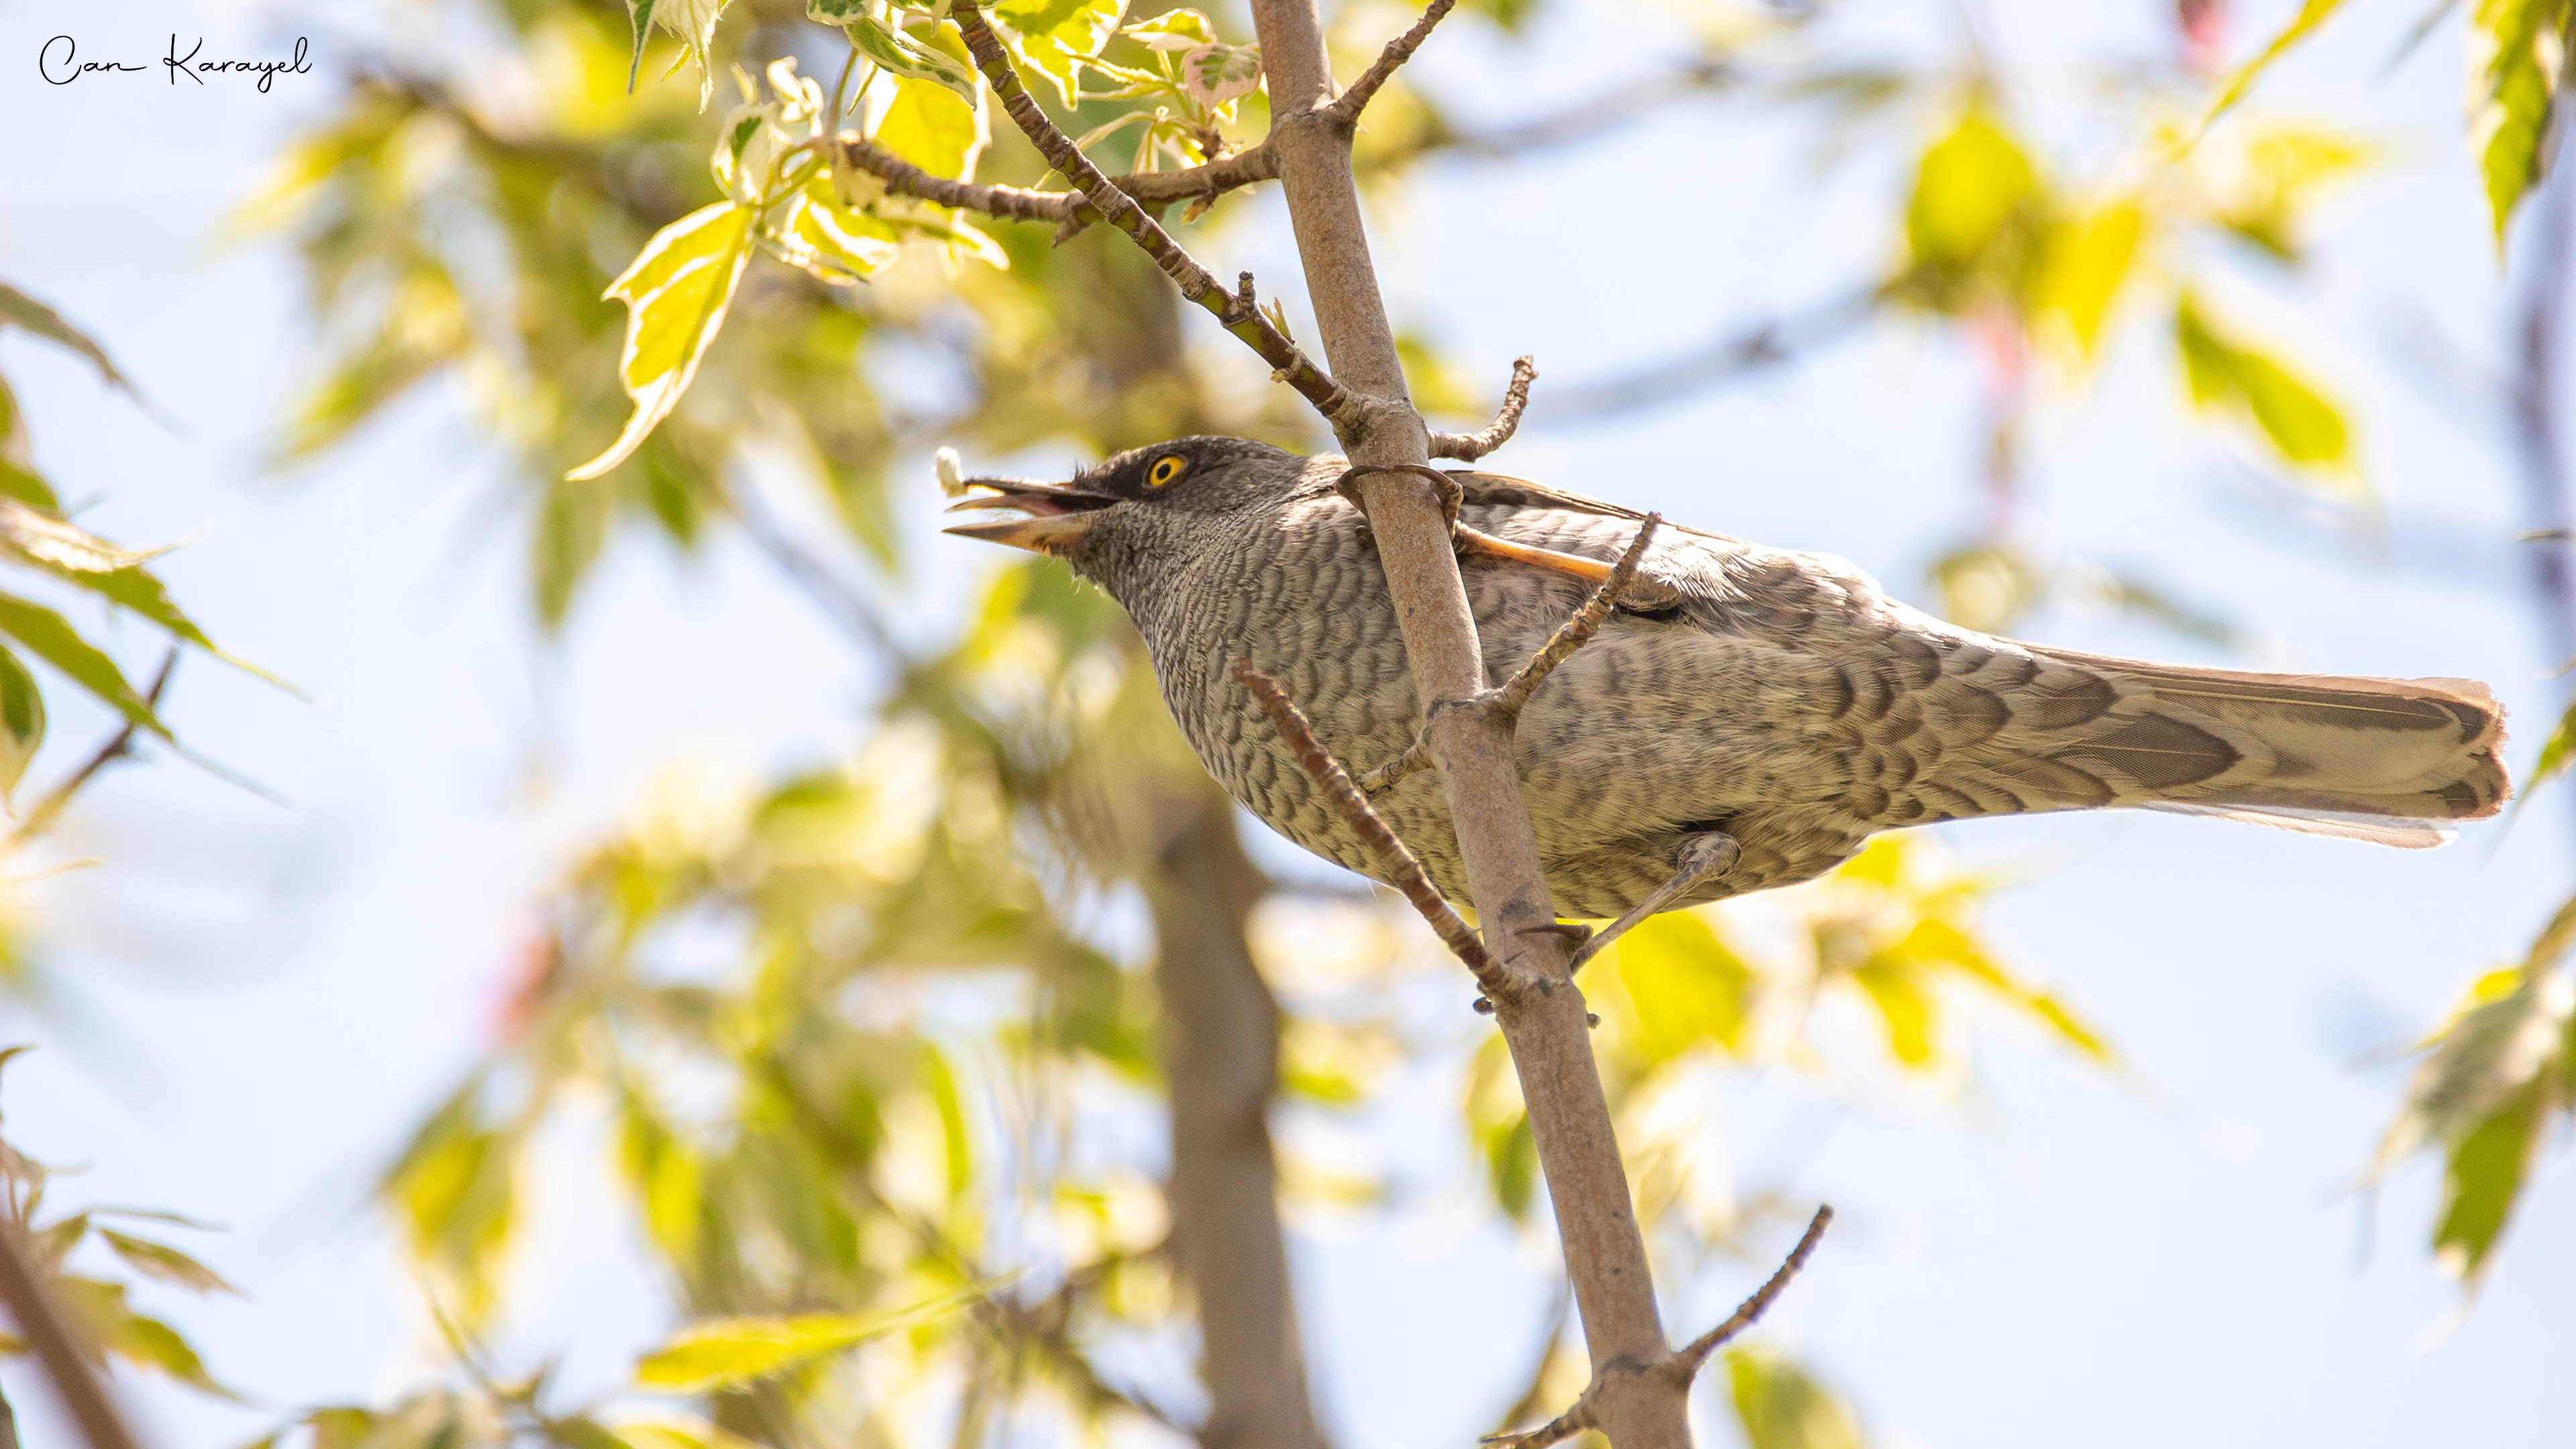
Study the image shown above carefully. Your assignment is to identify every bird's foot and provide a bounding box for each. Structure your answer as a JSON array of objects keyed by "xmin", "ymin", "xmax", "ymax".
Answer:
[{"xmin": 1566, "ymin": 833, "xmax": 1741, "ymax": 972}]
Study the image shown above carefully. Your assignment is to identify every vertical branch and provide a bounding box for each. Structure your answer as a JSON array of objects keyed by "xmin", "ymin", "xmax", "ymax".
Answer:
[
  {"xmin": 1143, "ymin": 788, "xmax": 1331, "ymax": 1449},
  {"xmin": 1237, "ymin": 1, "xmax": 1688, "ymax": 1443},
  {"xmin": 0, "ymin": 1218, "xmax": 148, "ymax": 1449}
]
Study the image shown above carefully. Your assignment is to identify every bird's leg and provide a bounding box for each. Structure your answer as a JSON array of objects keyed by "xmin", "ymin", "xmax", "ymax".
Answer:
[{"xmin": 1566, "ymin": 833, "xmax": 1741, "ymax": 972}]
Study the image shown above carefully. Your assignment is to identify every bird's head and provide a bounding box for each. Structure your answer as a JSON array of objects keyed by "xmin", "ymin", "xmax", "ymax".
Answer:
[{"xmin": 943, "ymin": 435, "xmax": 1308, "ymax": 602}]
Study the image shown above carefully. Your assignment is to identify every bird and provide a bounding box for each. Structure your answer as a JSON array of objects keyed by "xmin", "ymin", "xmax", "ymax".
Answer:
[{"xmin": 945, "ymin": 435, "xmax": 2510, "ymax": 939}]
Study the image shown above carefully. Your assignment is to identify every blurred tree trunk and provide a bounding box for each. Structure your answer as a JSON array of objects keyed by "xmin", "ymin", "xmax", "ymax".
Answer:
[{"xmin": 1144, "ymin": 780, "xmax": 1330, "ymax": 1449}]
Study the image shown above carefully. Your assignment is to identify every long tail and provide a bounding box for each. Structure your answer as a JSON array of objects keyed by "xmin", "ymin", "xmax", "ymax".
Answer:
[{"xmin": 1964, "ymin": 646, "xmax": 2510, "ymax": 847}]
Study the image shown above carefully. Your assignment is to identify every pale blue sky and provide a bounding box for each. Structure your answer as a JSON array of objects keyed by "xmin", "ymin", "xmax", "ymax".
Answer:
[{"xmin": 1, "ymin": 1, "xmax": 2571, "ymax": 1446}]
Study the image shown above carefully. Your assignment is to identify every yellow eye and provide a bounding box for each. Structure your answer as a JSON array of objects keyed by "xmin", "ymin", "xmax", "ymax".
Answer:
[{"xmin": 1146, "ymin": 454, "xmax": 1188, "ymax": 489}]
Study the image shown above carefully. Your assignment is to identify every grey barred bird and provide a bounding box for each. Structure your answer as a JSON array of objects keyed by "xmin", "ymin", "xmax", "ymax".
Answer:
[{"xmin": 947, "ymin": 435, "xmax": 2510, "ymax": 930}]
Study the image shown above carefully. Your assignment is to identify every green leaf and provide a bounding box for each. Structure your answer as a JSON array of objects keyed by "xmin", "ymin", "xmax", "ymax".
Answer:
[
  {"xmin": 1726, "ymin": 1347, "xmax": 1867, "ymax": 1449},
  {"xmin": 993, "ymin": 0, "xmax": 1122, "ymax": 107},
  {"xmin": 0, "ymin": 282, "xmax": 136, "ymax": 396},
  {"xmin": 0, "ymin": 593, "xmax": 166, "ymax": 737},
  {"xmin": 98, "ymin": 1228, "xmax": 236, "ymax": 1296},
  {"xmin": 568, "ymin": 201, "xmax": 755, "ymax": 482},
  {"xmin": 2467, "ymin": 0, "xmax": 2573, "ymax": 241},
  {"xmin": 872, "ymin": 76, "xmax": 986, "ymax": 182},
  {"xmin": 2527, "ymin": 694, "xmax": 2576, "ymax": 798},
  {"xmin": 2174, "ymin": 294, "xmax": 2353, "ymax": 478},
  {"xmin": 2432, "ymin": 1073, "xmax": 2551, "ymax": 1283},
  {"xmin": 633, "ymin": 1285, "xmax": 988, "ymax": 1391},
  {"xmin": 0, "ymin": 644, "xmax": 44, "ymax": 796},
  {"xmin": 0, "ymin": 501, "xmax": 259, "ymax": 680},
  {"xmin": 1610, "ymin": 910, "xmax": 1753, "ymax": 1063},
  {"xmin": 625, "ymin": 0, "xmax": 661, "ymax": 92},
  {"xmin": 2377, "ymin": 957, "xmax": 2571, "ymax": 1174},
  {"xmin": 831, "ymin": 6, "xmax": 979, "ymax": 103}
]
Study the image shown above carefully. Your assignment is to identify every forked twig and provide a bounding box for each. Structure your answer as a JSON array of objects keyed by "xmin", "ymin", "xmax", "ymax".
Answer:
[
  {"xmin": 836, "ymin": 135, "xmax": 1281, "ymax": 231},
  {"xmin": 1360, "ymin": 515, "xmax": 1662, "ymax": 796},
  {"xmin": 951, "ymin": 2, "xmax": 1360, "ymax": 425},
  {"xmin": 1430, "ymin": 356, "xmax": 1538, "ymax": 462},
  {"xmin": 1324, "ymin": 0, "xmax": 1458, "ymax": 127},
  {"xmin": 1231, "ymin": 659, "xmax": 1506, "ymax": 992},
  {"xmin": 1483, "ymin": 1206, "xmax": 1835, "ymax": 1449}
]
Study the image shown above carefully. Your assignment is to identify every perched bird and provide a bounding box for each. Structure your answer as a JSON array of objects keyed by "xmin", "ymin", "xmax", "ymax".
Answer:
[{"xmin": 947, "ymin": 436, "xmax": 2509, "ymax": 930}]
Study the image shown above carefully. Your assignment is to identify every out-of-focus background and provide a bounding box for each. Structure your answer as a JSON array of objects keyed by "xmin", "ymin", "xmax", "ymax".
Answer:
[{"xmin": 2, "ymin": 0, "xmax": 2572, "ymax": 1446}]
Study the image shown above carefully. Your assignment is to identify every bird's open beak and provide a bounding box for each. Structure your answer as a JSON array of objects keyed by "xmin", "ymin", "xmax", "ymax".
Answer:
[{"xmin": 941, "ymin": 476, "xmax": 1119, "ymax": 555}]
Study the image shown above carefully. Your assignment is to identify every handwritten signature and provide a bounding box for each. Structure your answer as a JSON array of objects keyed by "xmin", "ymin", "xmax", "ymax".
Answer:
[{"xmin": 38, "ymin": 35, "xmax": 313, "ymax": 93}]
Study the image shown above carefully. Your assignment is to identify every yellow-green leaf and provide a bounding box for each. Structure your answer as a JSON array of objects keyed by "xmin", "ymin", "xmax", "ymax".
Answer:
[
  {"xmin": 2468, "ymin": 0, "xmax": 2573, "ymax": 241},
  {"xmin": 1906, "ymin": 110, "xmax": 2039, "ymax": 270},
  {"xmin": 1727, "ymin": 1347, "xmax": 1867, "ymax": 1449},
  {"xmin": 568, "ymin": 201, "xmax": 755, "ymax": 481},
  {"xmin": 1611, "ymin": 910, "xmax": 1754, "ymax": 1063},
  {"xmin": 2200, "ymin": 0, "xmax": 2349, "ymax": 131},
  {"xmin": 872, "ymin": 76, "xmax": 985, "ymax": 182},
  {"xmin": 0, "ymin": 282, "xmax": 136, "ymax": 396},
  {"xmin": 0, "ymin": 644, "xmax": 43, "ymax": 796},
  {"xmin": 2433, "ymin": 1074, "xmax": 2551, "ymax": 1283},
  {"xmin": 99, "ymin": 1229, "xmax": 235, "ymax": 1296},
  {"xmin": 2526, "ymin": 694, "xmax": 2576, "ymax": 798},
  {"xmin": 994, "ymin": 0, "xmax": 1122, "ymax": 107},
  {"xmin": 2174, "ymin": 294, "xmax": 2353, "ymax": 477},
  {"xmin": 2034, "ymin": 200, "xmax": 2144, "ymax": 354},
  {"xmin": 0, "ymin": 592, "xmax": 167, "ymax": 737},
  {"xmin": 633, "ymin": 1285, "xmax": 988, "ymax": 1391}
]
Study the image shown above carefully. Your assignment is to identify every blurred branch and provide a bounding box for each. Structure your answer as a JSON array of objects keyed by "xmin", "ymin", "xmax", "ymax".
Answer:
[
  {"xmin": 1540, "ymin": 286, "xmax": 1880, "ymax": 421},
  {"xmin": 7, "ymin": 652, "xmax": 177, "ymax": 851},
  {"xmin": 1428, "ymin": 356, "xmax": 1536, "ymax": 462},
  {"xmin": 1399, "ymin": 57, "xmax": 1737, "ymax": 163},
  {"xmin": 0, "ymin": 1216, "xmax": 148, "ymax": 1449},
  {"xmin": 952, "ymin": 1, "xmax": 1361, "ymax": 428},
  {"xmin": 1323, "ymin": 0, "xmax": 1458, "ymax": 127}
]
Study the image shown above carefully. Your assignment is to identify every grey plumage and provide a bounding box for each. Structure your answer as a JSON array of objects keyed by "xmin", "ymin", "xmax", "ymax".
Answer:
[{"xmin": 948, "ymin": 437, "xmax": 2511, "ymax": 920}]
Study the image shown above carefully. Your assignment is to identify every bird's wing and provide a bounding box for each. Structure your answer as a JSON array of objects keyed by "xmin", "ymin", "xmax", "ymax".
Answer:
[{"xmin": 1456, "ymin": 470, "xmax": 1753, "ymax": 547}]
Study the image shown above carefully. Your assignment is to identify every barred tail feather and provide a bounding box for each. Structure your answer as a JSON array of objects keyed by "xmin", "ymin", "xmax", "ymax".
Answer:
[{"xmin": 2025, "ymin": 648, "xmax": 2510, "ymax": 845}]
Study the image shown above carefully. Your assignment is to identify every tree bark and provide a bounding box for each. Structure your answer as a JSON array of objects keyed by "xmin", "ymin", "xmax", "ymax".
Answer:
[
  {"xmin": 1144, "ymin": 785, "xmax": 1331, "ymax": 1449},
  {"xmin": 1236, "ymin": 3, "xmax": 1688, "ymax": 1442}
]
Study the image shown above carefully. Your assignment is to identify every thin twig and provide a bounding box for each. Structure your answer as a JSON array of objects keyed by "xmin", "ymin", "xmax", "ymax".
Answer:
[
  {"xmin": 1323, "ymin": 0, "xmax": 1458, "ymax": 127},
  {"xmin": 1429, "ymin": 356, "xmax": 1538, "ymax": 462},
  {"xmin": 1230, "ymin": 659, "xmax": 1505, "ymax": 990},
  {"xmin": 1669, "ymin": 1205, "xmax": 1835, "ymax": 1375},
  {"xmin": 0, "ymin": 1216, "xmax": 148, "ymax": 1449},
  {"xmin": 1480, "ymin": 1394, "xmax": 1594, "ymax": 1449},
  {"xmin": 1361, "ymin": 516, "xmax": 1660, "ymax": 796},
  {"xmin": 836, "ymin": 135, "xmax": 1280, "ymax": 229},
  {"xmin": 950, "ymin": 1, "xmax": 1360, "ymax": 426},
  {"xmin": 7, "ymin": 653, "xmax": 177, "ymax": 851}
]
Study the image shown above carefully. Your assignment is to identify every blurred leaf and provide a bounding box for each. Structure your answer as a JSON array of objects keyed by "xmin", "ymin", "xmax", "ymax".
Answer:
[
  {"xmin": 2033, "ymin": 200, "xmax": 2143, "ymax": 354},
  {"xmin": 568, "ymin": 201, "xmax": 755, "ymax": 482},
  {"xmin": 1611, "ymin": 910, "xmax": 1754, "ymax": 1064},
  {"xmin": 98, "ymin": 1229, "xmax": 235, "ymax": 1297},
  {"xmin": 634, "ymin": 1285, "xmax": 987, "ymax": 1391},
  {"xmin": 0, "ymin": 593, "xmax": 168, "ymax": 738},
  {"xmin": 1726, "ymin": 1346, "xmax": 1866, "ymax": 1449},
  {"xmin": 2528, "ymin": 694, "xmax": 2576, "ymax": 798},
  {"xmin": 0, "ymin": 645, "xmax": 42, "ymax": 796},
  {"xmin": 1928, "ymin": 544, "xmax": 2043, "ymax": 635},
  {"xmin": 2201, "ymin": 0, "xmax": 2348, "ymax": 129},
  {"xmin": 873, "ymin": 76, "xmax": 987, "ymax": 182},
  {"xmin": 599, "ymin": 1421, "xmax": 761, "ymax": 1449},
  {"xmin": 1905, "ymin": 109, "xmax": 2040, "ymax": 272},
  {"xmin": 2174, "ymin": 294, "xmax": 2354, "ymax": 478},
  {"xmin": 383, "ymin": 1092, "xmax": 519, "ymax": 1322},
  {"xmin": 2432, "ymin": 1073, "xmax": 2551, "ymax": 1281},
  {"xmin": 0, "ymin": 500, "xmax": 250, "ymax": 675},
  {"xmin": 0, "ymin": 282, "xmax": 136, "ymax": 396},
  {"xmin": 2468, "ymin": 0, "xmax": 2573, "ymax": 241}
]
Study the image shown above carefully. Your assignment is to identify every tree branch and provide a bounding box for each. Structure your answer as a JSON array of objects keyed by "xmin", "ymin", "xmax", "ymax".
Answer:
[
  {"xmin": 1322, "ymin": 0, "xmax": 1458, "ymax": 127},
  {"xmin": 1232, "ymin": 661, "xmax": 1508, "ymax": 994},
  {"xmin": 0, "ymin": 1216, "xmax": 148, "ymax": 1449},
  {"xmin": 7, "ymin": 653, "xmax": 177, "ymax": 851},
  {"xmin": 1360, "ymin": 514, "xmax": 1660, "ymax": 797},
  {"xmin": 1428, "ymin": 356, "xmax": 1538, "ymax": 462},
  {"xmin": 1240, "ymin": 0, "xmax": 1686, "ymax": 1441},
  {"xmin": 836, "ymin": 135, "xmax": 1280, "ymax": 229},
  {"xmin": 949, "ymin": 2, "xmax": 1360, "ymax": 427}
]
